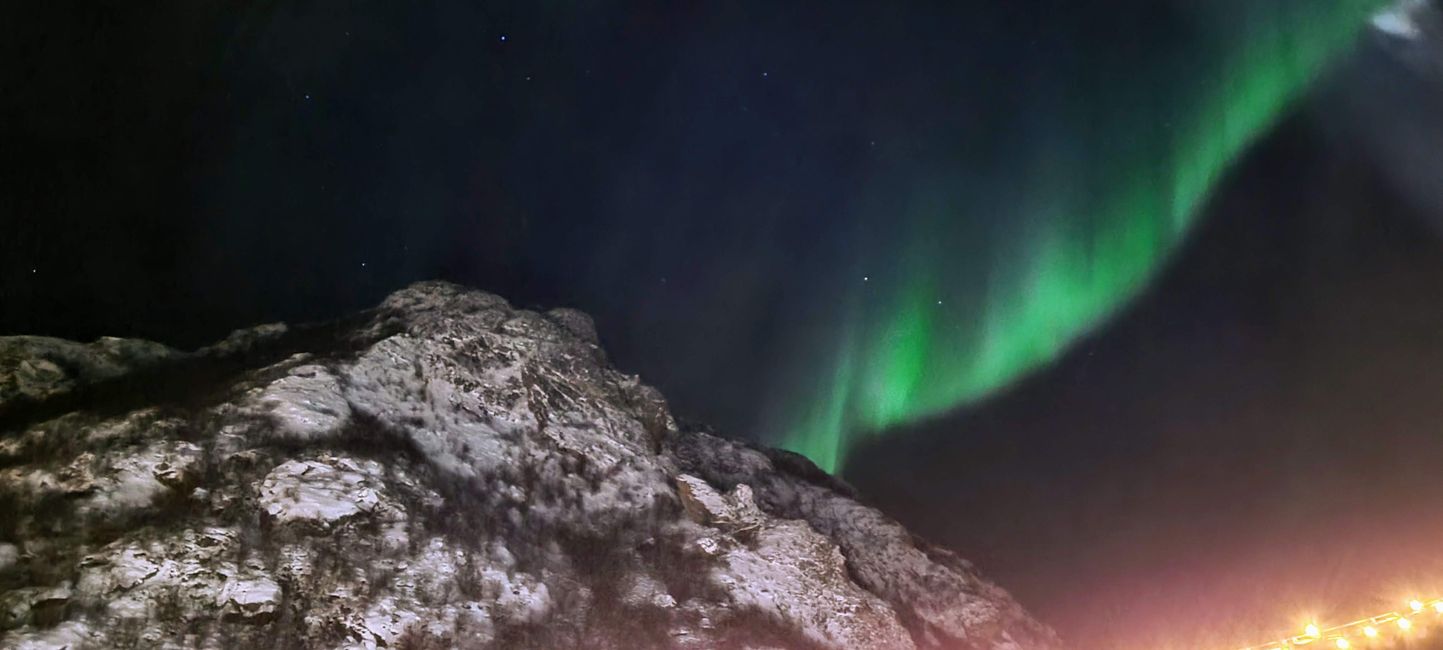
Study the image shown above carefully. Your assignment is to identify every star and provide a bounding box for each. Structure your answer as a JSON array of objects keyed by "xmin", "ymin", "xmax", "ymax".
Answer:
[
  {"xmin": 863, "ymin": 276, "xmax": 870, "ymax": 282},
  {"xmin": 762, "ymin": 71, "xmax": 769, "ymax": 78},
  {"xmin": 500, "ymin": 35, "xmax": 508, "ymax": 42}
]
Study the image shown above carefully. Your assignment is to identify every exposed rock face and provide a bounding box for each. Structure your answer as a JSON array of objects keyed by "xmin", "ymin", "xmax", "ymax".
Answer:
[
  {"xmin": 0, "ymin": 336, "xmax": 180, "ymax": 405},
  {"xmin": 0, "ymin": 282, "xmax": 1060, "ymax": 649}
]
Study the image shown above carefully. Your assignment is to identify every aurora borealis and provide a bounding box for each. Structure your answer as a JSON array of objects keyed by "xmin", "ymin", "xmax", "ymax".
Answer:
[
  {"xmin": 1, "ymin": 0, "xmax": 1406, "ymax": 476},
  {"xmin": 777, "ymin": 0, "xmax": 1393, "ymax": 472}
]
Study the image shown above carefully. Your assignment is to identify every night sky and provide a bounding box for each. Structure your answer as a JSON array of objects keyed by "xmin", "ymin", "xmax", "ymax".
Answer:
[{"xmin": 6, "ymin": 2, "xmax": 1443, "ymax": 647}]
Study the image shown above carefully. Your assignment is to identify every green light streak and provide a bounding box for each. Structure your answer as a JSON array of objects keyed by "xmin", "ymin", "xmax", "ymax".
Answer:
[{"xmin": 781, "ymin": 1, "xmax": 1391, "ymax": 472}]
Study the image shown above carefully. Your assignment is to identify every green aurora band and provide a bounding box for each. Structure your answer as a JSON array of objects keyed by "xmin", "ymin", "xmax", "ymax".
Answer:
[{"xmin": 779, "ymin": 1, "xmax": 1393, "ymax": 473}]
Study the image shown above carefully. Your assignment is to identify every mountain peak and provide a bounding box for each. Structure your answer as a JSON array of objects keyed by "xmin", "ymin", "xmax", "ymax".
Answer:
[{"xmin": 0, "ymin": 282, "xmax": 1058, "ymax": 650}]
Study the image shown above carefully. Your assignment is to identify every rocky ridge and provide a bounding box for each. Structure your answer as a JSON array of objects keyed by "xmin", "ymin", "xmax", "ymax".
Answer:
[{"xmin": 0, "ymin": 282, "xmax": 1060, "ymax": 649}]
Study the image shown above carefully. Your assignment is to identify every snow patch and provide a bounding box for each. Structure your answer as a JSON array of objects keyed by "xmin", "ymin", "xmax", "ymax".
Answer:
[
  {"xmin": 218, "ymin": 575, "xmax": 282, "ymax": 622},
  {"xmin": 250, "ymin": 364, "xmax": 351, "ymax": 441},
  {"xmin": 257, "ymin": 456, "xmax": 384, "ymax": 527}
]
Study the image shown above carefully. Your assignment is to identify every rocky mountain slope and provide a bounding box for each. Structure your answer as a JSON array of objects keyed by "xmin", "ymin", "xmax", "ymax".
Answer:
[{"xmin": 0, "ymin": 282, "xmax": 1059, "ymax": 650}]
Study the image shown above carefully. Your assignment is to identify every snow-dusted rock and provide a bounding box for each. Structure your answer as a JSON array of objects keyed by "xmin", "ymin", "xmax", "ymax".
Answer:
[
  {"xmin": 676, "ymin": 473, "xmax": 764, "ymax": 528},
  {"xmin": 248, "ymin": 364, "xmax": 351, "ymax": 441},
  {"xmin": 715, "ymin": 519, "xmax": 914, "ymax": 650},
  {"xmin": 218, "ymin": 574, "xmax": 282, "ymax": 622},
  {"xmin": 0, "ymin": 281, "xmax": 1060, "ymax": 649},
  {"xmin": 257, "ymin": 456, "xmax": 385, "ymax": 527},
  {"xmin": 79, "ymin": 440, "xmax": 202, "ymax": 521}
]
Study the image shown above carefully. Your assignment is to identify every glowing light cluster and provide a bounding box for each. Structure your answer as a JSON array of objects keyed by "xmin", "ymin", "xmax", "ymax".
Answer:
[{"xmin": 1238, "ymin": 598, "xmax": 1443, "ymax": 650}]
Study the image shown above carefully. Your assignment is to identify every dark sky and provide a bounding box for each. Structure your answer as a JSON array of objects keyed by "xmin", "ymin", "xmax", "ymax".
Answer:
[
  {"xmin": 6, "ymin": 2, "xmax": 1443, "ymax": 648},
  {"xmin": 1, "ymin": 0, "xmax": 948, "ymax": 433},
  {"xmin": 4, "ymin": 0, "xmax": 1362, "ymax": 440}
]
